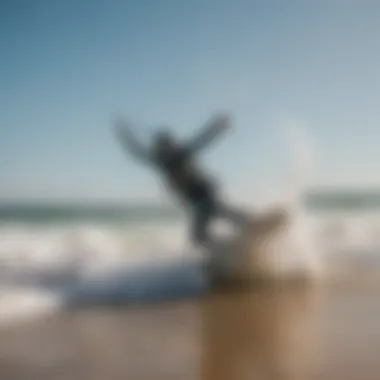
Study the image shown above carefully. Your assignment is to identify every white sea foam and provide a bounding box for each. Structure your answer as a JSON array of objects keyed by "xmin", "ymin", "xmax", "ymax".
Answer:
[
  {"xmin": 1, "ymin": 211, "xmax": 380, "ymax": 285},
  {"xmin": 1, "ymin": 207, "xmax": 380, "ymax": 328}
]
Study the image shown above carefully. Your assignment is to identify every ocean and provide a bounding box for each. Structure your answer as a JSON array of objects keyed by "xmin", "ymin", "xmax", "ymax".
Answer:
[
  {"xmin": 2, "ymin": 190, "xmax": 380, "ymax": 273},
  {"xmin": 1, "ymin": 189, "xmax": 380, "ymax": 325}
]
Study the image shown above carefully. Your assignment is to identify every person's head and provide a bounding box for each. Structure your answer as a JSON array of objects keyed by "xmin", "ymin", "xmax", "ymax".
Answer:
[{"xmin": 153, "ymin": 128, "xmax": 177, "ymax": 154}]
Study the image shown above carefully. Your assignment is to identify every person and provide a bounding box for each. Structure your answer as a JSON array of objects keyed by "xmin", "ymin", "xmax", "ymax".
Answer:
[{"xmin": 113, "ymin": 113, "xmax": 249, "ymax": 247}]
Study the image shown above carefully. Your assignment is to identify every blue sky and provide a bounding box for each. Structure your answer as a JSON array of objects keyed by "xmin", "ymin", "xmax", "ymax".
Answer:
[{"xmin": 1, "ymin": 1, "xmax": 380, "ymax": 202}]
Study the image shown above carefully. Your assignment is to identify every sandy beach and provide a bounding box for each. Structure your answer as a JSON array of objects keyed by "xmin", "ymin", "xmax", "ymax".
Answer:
[{"xmin": 0, "ymin": 279, "xmax": 379, "ymax": 380}]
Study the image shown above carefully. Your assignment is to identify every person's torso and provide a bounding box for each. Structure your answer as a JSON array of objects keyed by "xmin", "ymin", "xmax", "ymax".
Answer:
[{"xmin": 154, "ymin": 148, "xmax": 213, "ymax": 201}]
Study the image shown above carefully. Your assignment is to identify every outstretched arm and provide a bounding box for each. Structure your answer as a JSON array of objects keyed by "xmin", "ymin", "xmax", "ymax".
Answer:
[
  {"xmin": 113, "ymin": 119, "xmax": 152, "ymax": 164},
  {"xmin": 184, "ymin": 113, "xmax": 231, "ymax": 156}
]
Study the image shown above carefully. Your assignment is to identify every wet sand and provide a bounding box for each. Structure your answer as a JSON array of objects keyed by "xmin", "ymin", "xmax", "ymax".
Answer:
[{"xmin": 0, "ymin": 280, "xmax": 380, "ymax": 380}]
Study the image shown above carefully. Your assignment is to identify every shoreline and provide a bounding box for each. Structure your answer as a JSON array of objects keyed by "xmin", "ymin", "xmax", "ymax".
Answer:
[{"xmin": 1, "ymin": 279, "xmax": 380, "ymax": 379}]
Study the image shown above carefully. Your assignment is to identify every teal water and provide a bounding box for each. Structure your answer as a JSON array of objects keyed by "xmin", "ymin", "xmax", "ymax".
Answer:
[
  {"xmin": 0, "ymin": 203, "xmax": 183, "ymax": 224},
  {"xmin": 2, "ymin": 189, "xmax": 380, "ymax": 224},
  {"xmin": 303, "ymin": 189, "xmax": 380, "ymax": 210}
]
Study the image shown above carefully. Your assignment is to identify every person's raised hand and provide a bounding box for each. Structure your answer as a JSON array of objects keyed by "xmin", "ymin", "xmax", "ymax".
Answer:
[{"xmin": 211, "ymin": 113, "xmax": 231, "ymax": 133}]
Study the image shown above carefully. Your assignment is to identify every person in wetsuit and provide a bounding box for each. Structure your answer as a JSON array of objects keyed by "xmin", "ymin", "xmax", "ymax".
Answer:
[{"xmin": 114, "ymin": 113, "xmax": 246, "ymax": 246}]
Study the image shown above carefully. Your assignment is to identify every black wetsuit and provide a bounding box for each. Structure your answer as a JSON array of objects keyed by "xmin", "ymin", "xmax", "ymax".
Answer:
[{"xmin": 154, "ymin": 146, "xmax": 220, "ymax": 244}]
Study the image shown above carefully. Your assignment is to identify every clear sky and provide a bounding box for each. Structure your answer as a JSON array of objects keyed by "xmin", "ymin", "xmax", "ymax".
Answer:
[{"xmin": 1, "ymin": 0, "xmax": 380, "ymax": 202}]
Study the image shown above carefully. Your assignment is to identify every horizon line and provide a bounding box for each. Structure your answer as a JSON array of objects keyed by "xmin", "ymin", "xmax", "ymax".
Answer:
[{"xmin": 1, "ymin": 186, "xmax": 380, "ymax": 205}]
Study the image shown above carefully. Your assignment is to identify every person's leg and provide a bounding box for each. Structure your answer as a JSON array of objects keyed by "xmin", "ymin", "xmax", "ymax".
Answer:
[
  {"xmin": 216, "ymin": 203, "xmax": 253, "ymax": 227},
  {"xmin": 190, "ymin": 198, "xmax": 215, "ymax": 246},
  {"xmin": 207, "ymin": 189, "xmax": 252, "ymax": 227}
]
